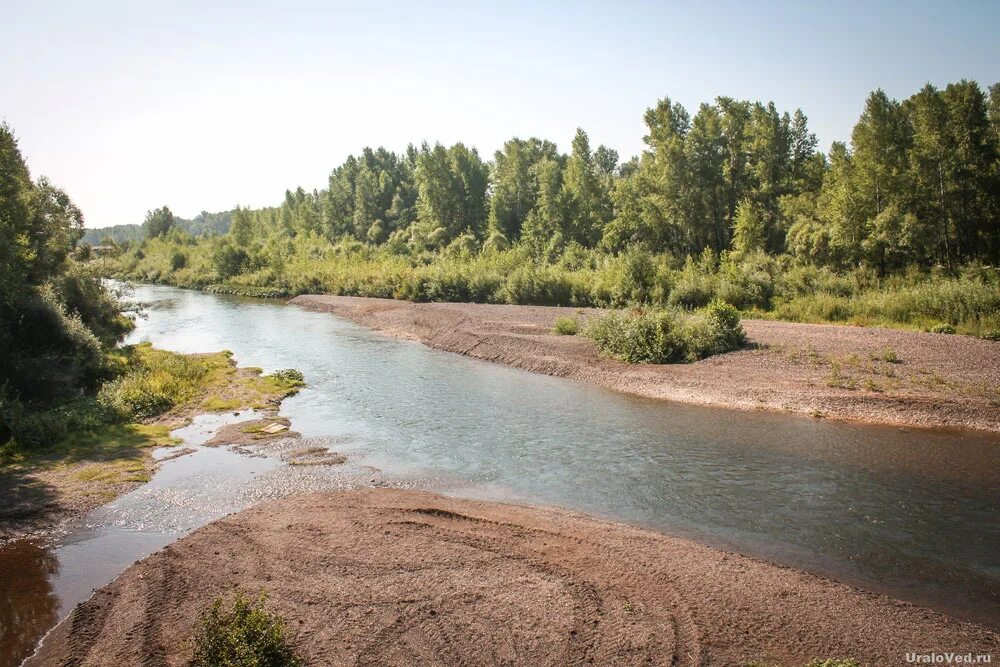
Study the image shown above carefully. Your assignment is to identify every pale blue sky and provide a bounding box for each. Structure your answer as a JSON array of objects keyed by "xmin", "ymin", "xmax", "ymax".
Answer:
[{"xmin": 2, "ymin": 0, "xmax": 998, "ymax": 228}]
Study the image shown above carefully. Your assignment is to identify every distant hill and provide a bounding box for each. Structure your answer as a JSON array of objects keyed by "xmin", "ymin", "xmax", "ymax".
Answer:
[{"xmin": 82, "ymin": 209, "xmax": 234, "ymax": 245}]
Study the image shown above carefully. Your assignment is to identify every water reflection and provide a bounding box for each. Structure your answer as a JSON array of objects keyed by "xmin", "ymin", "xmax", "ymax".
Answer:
[{"xmin": 0, "ymin": 542, "xmax": 57, "ymax": 667}]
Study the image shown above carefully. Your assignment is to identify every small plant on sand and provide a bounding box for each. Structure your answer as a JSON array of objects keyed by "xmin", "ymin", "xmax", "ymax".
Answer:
[
  {"xmin": 930, "ymin": 323, "xmax": 956, "ymax": 334},
  {"xmin": 805, "ymin": 660, "xmax": 861, "ymax": 667},
  {"xmin": 862, "ymin": 378, "xmax": 883, "ymax": 392},
  {"xmin": 825, "ymin": 359, "xmax": 856, "ymax": 389},
  {"xmin": 190, "ymin": 591, "xmax": 301, "ymax": 667},
  {"xmin": 981, "ymin": 329, "xmax": 1000, "ymax": 342},
  {"xmin": 872, "ymin": 347, "xmax": 900, "ymax": 363},
  {"xmin": 552, "ymin": 316, "xmax": 580, "ymax": 335}
]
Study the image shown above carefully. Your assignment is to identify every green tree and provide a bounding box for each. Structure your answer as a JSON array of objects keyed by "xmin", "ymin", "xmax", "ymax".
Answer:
[
  {"xmin": 521, "ymin": 157, "xmax": 567, "ymax": 256},
  {"xmin": 142, "ymin": 206, "xmax": 175, "ymax": 239},
  {"xmin": 560, "ymin": 128, "xmax": 609, "ymax": 247},
  {"xmin": 0, "ymin": 123, "xmax": 126, "ymax": 414},
  {"xmin": 731, "ymin": 199, "xmax": 766, "ymax": 254},
  {"xmin": 414, "ymin": 143, "xmax": 488, "ymax": 248},
  {"xmin": 228, "ymin": 206, "xmax": 256, "ymax": 246},
  {"xmin": 487, "ymin": 137, "xmax": 559, "ymax": 242},
  {"xmin": 851, "ymin": 91, "xmax": 911, "ymax": 222}
]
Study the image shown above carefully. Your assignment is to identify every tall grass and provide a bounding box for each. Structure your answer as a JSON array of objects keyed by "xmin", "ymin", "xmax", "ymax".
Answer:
[{"xmin": 772, "ymin": 277, "xmax": 1000, "ymax": 334}]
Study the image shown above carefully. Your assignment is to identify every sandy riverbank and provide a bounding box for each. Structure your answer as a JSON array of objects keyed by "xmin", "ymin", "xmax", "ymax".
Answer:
[
  {"xmin": 292, "ymin": 295, "xmax": 1000, "ymax": 433},
  {"xmin": 25, "ymin": 488, "xmax": 998, "ymax": 666}
]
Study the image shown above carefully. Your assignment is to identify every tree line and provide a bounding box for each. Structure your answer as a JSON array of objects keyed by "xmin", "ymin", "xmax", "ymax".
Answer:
[{"xmin": 122, "ymin": 79, "xmax": 1000, "ymax": 274}]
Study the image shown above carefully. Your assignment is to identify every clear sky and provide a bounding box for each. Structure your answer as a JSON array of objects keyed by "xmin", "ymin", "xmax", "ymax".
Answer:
[{"xmin": 2, "ymin": 1, "xmax": 998, "ymax": 229}]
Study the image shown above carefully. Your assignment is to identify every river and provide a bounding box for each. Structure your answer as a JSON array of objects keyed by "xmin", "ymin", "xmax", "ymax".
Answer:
[{"xmin": 2, "ymin": 284, "xmax": 998, "ymax": 665}]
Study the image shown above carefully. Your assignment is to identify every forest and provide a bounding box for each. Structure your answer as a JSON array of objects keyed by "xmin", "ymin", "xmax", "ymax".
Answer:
[{"xmin": 101, "ymin": 80, "xmax": 999, "ymax": 337}]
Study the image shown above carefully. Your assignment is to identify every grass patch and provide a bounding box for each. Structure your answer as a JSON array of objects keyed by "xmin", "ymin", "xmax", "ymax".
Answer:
[
  {"xmin": 2, "ymin": 423, "xmax": 175, "ymax": 471},
  {"xmin": 1, "ymin": 343, "xmax": 307, "ymax": 538},
  {"xmin": 202, "ymin": 396, "xmax": 242, "ymax": 411},
  {"xmin": 190, "ymin": 591, "xmax": 301, "ymax": 667},
  {"xmin": 254, "ymin": 369, "xmax": 306, "ymax": 396},
  {"xmin": 585, "ymin": 300, "xmax": 746, "ymax": 364},
  {"xmin": 74, "ymin": 458, "xmax": 149, "ymax": 484},
  {"xmin": 96, "ymin": 343, "xmax": 235, "ymax": 422}
]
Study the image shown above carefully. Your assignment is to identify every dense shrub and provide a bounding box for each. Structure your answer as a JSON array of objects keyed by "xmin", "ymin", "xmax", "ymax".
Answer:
[
  {"xmin": 552, "ymin": 316, "xmax": 579, "ymax": 335},
  {"xmin": 668, "ymin": 257, "xmax": 716, "ymax": 308},
  {"xmin": 190, "ymin": 592, "xmax": 301, "ymax": 667},
  {"xmin": 204, "ymin": 284, "xmax": 290, "ymax": 299},
  {"xmin": 586, "ymin": 308, "xmax": 686, "ymax": 363},
  {"xmin": 171, "ymin": 250, "xmax": 187, "ymax": 271},
  {"xmin": 0, "ymin": 290, "xmax": 107, "ymax": 404},
  {"xmin": 585, "ymin": 300, "xmax": 745, "ymax": 364}
]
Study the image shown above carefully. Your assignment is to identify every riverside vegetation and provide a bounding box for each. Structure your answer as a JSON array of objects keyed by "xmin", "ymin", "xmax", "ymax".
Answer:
[
  {"xmin": 0, "ymin": 122, "xmax": 304, "ymax": 537},
  {"xmin": 96, "ymin": 80, "xmax": 1000, "ymax": 339}
]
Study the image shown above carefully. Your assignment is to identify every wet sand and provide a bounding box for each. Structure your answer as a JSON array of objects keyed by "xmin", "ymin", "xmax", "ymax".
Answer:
[
  {"xmin": 25, "ymin": 489, "xmax": 999, "ymax": 667},
  {"xmin": 292, "ymin": 295, "xmax": 1000, "ymax": 433}
]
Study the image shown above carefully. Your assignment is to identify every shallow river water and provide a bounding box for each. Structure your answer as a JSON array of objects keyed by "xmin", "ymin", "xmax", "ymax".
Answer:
[{"xmin": 2, "ymin": 284, "xmax": 999, "ymax": 665}]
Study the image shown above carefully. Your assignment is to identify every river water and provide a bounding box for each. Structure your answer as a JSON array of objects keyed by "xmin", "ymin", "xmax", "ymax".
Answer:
[{"xmin": 2, "ymin": 284, "xmax": 999, "ymax": 665}]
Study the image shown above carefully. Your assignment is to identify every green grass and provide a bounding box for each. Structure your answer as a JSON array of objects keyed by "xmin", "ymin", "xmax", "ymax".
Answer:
[
  {"xmin": 96, "ymin": 343, "xmax": 234, "ymax": 421},
  {"xmin": 2, "ymin": 423, "xmax": 175, "ymax": 471},
  {"xmin": 202, "ymin": 396, "xmax": 242, "ymax": 411},
  {"xmin": 256, "ymin": 369, "xmax": 306, "ymax": 395},
  {"xmin": 872, "ymin": 348, "xmax": 900, "ymax": 363}
]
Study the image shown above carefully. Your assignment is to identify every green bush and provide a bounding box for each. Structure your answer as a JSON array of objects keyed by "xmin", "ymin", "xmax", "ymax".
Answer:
[
  {"xmin": 668, "ymin": 261, "xmax": 716, "ymax": 308},
  {"xmin": 930, "ymin": 323, "xmax": 956, "ymax": 334},
  {"xmin": 269, "ymin": 369, "xmax": 304, "ymax": 384},
  {"xmin": 981, "ymin": 329, "xmax": 1000, "ymax": 342},
  {"xmin": 2, "ymin": 405, "xmax": 70, "ymax": 450},
  {"xmin": 586, "ymin": 308, "xmax": 686, "ymax": 363},
  {"xmin": 0, "ymin": 290, "xmax": 107, "ymax": 404},
  {"xmin": 552, "ymin": 316, "xmax": 579, "ymax": 335},
  {"xmin": 190, "ymin": 592, "xmax": 301, "ymax": 667},
  {"xmin": 682, "ymin": 300, "xmax": 747, "ymax": 359},
  {"xmin": 586, "ymin": 300, "xmax": 745, "ymax": 364},
  {"xmin": 171, "ymin": 250, "xmax": 188, "ymax": 271},
  {"xmin": 204, "ymin": 284, "xmax": 290, "ymax": 299}
]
